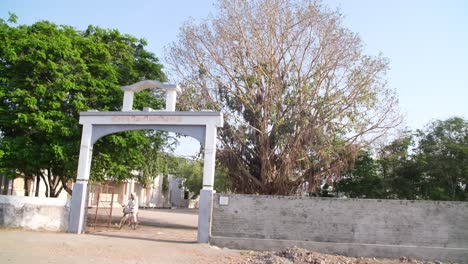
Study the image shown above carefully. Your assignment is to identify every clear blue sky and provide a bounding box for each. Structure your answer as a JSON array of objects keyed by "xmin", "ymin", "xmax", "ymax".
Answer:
[{"xmin": 2, "ymin": 0, "xmax": 467, "ymax": 132}]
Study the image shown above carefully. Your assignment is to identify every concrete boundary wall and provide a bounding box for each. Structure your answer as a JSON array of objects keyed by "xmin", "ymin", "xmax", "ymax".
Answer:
[
  {"xmin": 0, "ymin": 195, "xmax": 70, "ymax": 231},
  {"xmin": 211, "ymin": 194, "xmax": 468, "ymax": 263}
]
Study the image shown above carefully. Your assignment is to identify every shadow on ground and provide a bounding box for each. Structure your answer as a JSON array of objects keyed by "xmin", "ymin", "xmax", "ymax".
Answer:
[
  {"xmin": 86, "ymin": 208, "xmax": 199, "ymax": 244},
  {"xmin": 89, "ymin": 231, "xmax": 198, "ymax": 244}
]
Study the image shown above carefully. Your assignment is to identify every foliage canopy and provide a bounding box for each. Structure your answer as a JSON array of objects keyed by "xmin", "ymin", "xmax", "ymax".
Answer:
[
  {"xmin": 167, "ymin": 0, "xmax": 400, "ymax": 194},
  {"xmin": 336, "ymin": 117, "xmax": 468, "ymax": 201},
  {"xmin": 0, "ymin": 16, "xmax": 166, "ymax": 196}
]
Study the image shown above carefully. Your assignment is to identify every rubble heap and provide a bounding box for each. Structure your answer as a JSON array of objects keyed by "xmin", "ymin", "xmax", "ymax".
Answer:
[{"xmin": 241, "ymin": 247, "xmax": 446, "ymax": 264}]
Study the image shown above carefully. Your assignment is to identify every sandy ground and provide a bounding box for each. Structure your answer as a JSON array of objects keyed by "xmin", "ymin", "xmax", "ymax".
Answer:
[
  {"xmin": 0, "ymin": 228, "xmax": 246, "ymax": 264},
  {"xmin": 0, "ymin": 209, "xmax": 449, "ymax": 264},
  {"xmin": 0, "ymin": 208, "xmax": 246, "ymax": 264}
]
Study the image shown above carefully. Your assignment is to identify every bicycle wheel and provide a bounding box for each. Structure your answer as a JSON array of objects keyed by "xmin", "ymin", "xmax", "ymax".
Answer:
[{"xmin": 118, "ymin": 215, "xmax": 126, "ymax": 230}]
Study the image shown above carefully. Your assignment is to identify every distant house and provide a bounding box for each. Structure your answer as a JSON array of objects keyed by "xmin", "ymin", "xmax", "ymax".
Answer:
[
  {"xmin": 104, "ymin": 174, "xmax": 198, "ymax": 209},
  {"xmin": 0, "ymin": 173, "xmax": 197, "ymax": 208},
  {"xmin": 0, "ymin": 174, "xmax": 69, "ymax": 199}
]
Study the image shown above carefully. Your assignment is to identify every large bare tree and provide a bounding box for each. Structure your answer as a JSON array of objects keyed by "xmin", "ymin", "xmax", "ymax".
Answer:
[{"xmin": 166, "ymin": 0, "xmax": 400, "ymax": 195}]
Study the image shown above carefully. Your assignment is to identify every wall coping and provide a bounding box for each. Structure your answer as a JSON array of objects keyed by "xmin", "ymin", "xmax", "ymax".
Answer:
[
  {"xmin": 214, "ymin": 193, "xmax": 468, "ymax": 205},
  {"xmin": 0, "ymin": 195, "xmax": 69, "ymax": 207}
]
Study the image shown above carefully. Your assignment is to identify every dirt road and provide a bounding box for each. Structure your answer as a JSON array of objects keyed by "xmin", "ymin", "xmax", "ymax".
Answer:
[
  {"xmin": 1, "ymin": 208, "xmax": 246, "ymax": 264},
  {"xmin": 0, "ymin": 209, "xmax": 448, "ymax": 264},
  {"xmin": 0, "ymin": 228, "xmax": 244, "ymax": 264}
]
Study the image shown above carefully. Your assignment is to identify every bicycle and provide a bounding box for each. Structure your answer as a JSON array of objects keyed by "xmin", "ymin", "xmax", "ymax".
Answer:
[{"xmin": 118, "ymin": 207, "xmax": 138, "ymax": 230}]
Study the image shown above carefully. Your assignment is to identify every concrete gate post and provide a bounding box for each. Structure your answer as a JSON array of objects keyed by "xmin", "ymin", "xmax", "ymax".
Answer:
[
  {"xmin": 68, "ymin": 124, "xmax": 94, "ymax": 233},
  {"xmin": 197, "ymin": 125, "xmax": 217, "ymax": 243}
]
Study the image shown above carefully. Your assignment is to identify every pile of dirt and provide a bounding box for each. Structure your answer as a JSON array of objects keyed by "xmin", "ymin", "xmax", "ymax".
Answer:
[{"xmin": 241, "ymin": 247, "xmax": 445, "ymax": 264}]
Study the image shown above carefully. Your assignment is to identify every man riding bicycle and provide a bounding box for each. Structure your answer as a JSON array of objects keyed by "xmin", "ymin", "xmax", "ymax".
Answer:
[{"xmin": 120, "ymin": 192, "xmax": 139, "ymax": 229}]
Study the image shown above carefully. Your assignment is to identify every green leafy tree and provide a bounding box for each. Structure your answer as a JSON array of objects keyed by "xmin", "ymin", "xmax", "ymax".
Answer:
[
  {"xmin": 335, "ymin": 118, "xmax": 467, "ymax": 201},
  {"xmin": 169, "ymin": 156, "xmax": 231, "ymax": 197},
  {"xmin": 415, "ymin": 117, "xmax": 467, "ymax": 201},
  {"xmin": 377, "ymin": 136, "xmax": 424, "ymax": 200},
  {"xmin": 335, "ymin": 151, "xmax": 385, "ymax": 198},
  {"xmin": 0, "ymin": 16, "xmax": 166, "ymax": 196},
  {"xmin": 167, "ymin": 0, "xmax": 400, "ymax": 195},
  {"xmin": 336, "ymin": 137, "xmax": 425, "ymax": 200},
  {"xmin": 172, "ymin": 158, "xmax": 203, "ymax": 197}
]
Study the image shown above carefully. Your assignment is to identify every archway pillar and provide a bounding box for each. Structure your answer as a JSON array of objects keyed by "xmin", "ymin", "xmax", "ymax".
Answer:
[
  {"xmin": 197, "ymin": 124, "xmax": 217, "ymax": 242},
  {"xmin": 68, "ymin": 124, "xmax": 93, "ymax": 233}
]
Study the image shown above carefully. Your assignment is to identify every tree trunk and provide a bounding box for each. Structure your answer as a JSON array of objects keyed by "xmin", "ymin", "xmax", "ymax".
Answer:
[
  {"xmin": 9, "ymin": 179, "xmax": 14, "ymax": 195},
  {"xmin": 40, "ymin": 173, "xmax": 49, "ymax": 197},
  {"xmin": 1, "ymin": 176, "xmax": 13, "ymax": 195},
  {"xmin": 23, "ymin": 176, "xmax": 30, "ymax": 196},
  {"xmin": 61, "ymin": 177, "xmax": 73, "ymax": 195},
  {"xmin": 35, "ymin": 175, "xmax": 41, "ymax": 197},
  {"xmin": 0, "ymin": 174, "xmax": 5, "ymax": 195},
  {"xmin": 4, "ymin": 178, "xmax": 9, "ymax": 195},
  {"xmin": 47, "ymin": 168, "xmax": 55, "ymax": 197},
  {"xmin": 46, "ymin": 168, "xmax": 63, "ymax": 197}
]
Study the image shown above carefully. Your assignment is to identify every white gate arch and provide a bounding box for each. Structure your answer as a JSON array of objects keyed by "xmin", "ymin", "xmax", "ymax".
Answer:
[{"xmin": 67, "ymin": 81, "xmax": 223, "ymax": 243}]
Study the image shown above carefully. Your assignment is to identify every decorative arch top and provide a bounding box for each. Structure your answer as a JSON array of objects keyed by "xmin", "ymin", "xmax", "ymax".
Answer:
[
  {"xmin": 121, "ymin": 80, "xmax": 180, "ymax": 93},
  {"xmin": 121, "ymin": 80, "xmax": 182, "ymax": 111}
]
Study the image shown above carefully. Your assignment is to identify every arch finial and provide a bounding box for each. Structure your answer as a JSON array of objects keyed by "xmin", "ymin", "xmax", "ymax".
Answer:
[{"xmin": 121, "ymin": 80, "xmax": 181, "ymax": 111}]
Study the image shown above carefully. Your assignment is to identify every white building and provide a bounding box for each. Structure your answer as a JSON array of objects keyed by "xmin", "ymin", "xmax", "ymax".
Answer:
[{"xmin": 0, "ymin": 173, "xmax": 198, "ymax": 209}]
